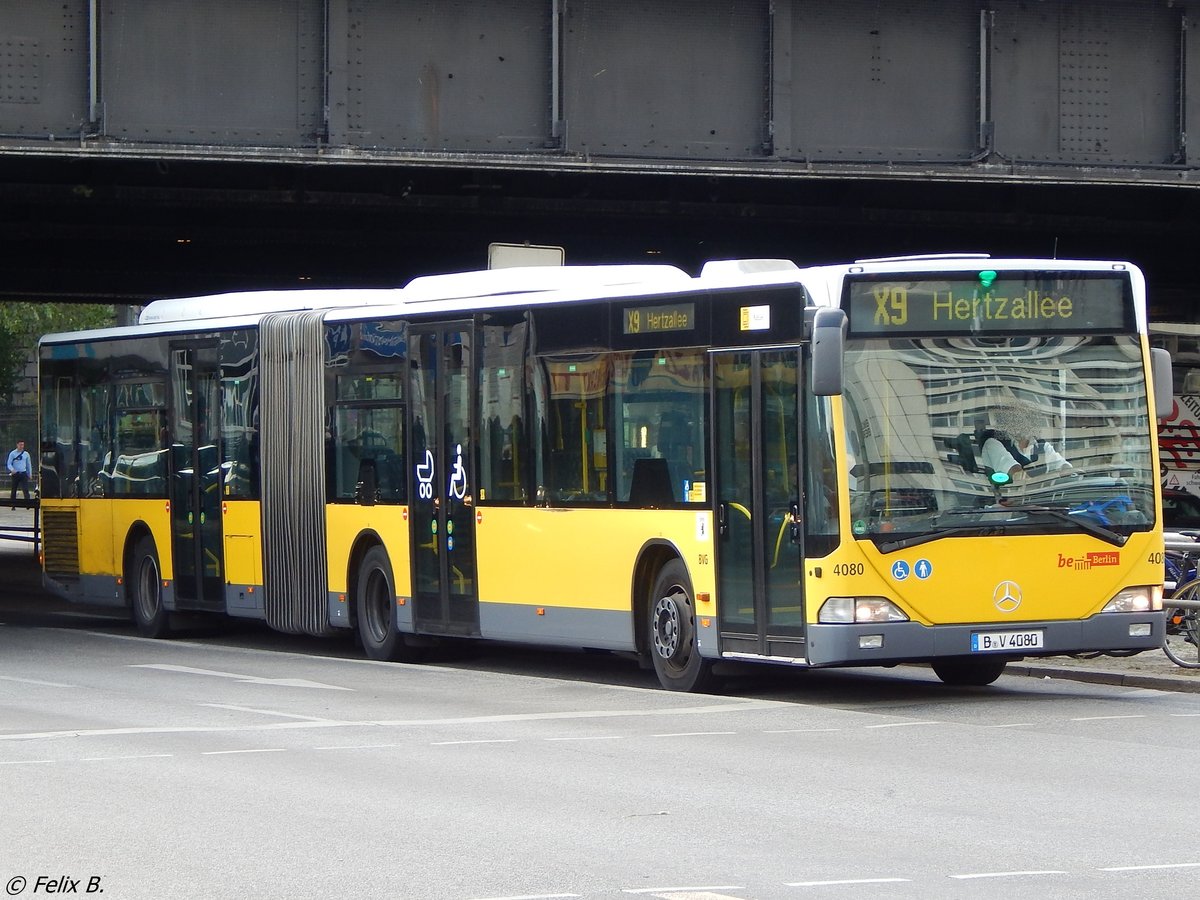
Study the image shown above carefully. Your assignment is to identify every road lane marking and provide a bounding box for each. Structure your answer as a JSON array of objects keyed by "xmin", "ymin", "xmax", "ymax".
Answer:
[
  {"xmin": 763, "ymin": 728, "xmax": 841, "ymax": 733},
  {"xmin": 131, "ymin": 664, "xmax": 352, "ymax": 691},
  {"xmin": 0, "ymin": 759, "xmax": 56, "ymax": 765},
  {"xmin": 651, "ymin": 731, "xmax": 736, "ymax": 738},
  {"xmin": 1099, "ymin": 862, "xmax": 1200, "ymax": 871},
  {"xmin": 79, "ymin": 754, "xmax": 174, "ymax": 762},
  {"xmin": 200, "ymin": 702, "xmax": 345, "ymax": 722},
  {"xmin": 432, "ymin": 739, "xmax": 519, "ymax": 746},
  {"xmin": 865, "ymin": 721, "xmax": 943, "ymax": 728},
  {"xmin": 622, "ymin": 888, "xmax": 742, "ymax": 895},
  {"xmin": 950, "ymin": 870, "xmax": 1067, "ymax": 880},
  {"xmin": 543, "ymin": 735, "xmax": 623, "ymax": 741},
  {"xmin": 785, "ymin": 878, "xmax": 910, "ymax": 886},
  {"xmin": 1069, "ymin": 715, "xmax": 1146, "ymax": 721},
  {"xmin": 201, "ymin": 748, "xmax": 288, "ymax": 755},
  {"xmin": 0, "ymin": 675, "xmax": 74, "ymax": 688},
  {"xmin": 469, "ymin": 894, "xmax": 581, "ymax": 899}
]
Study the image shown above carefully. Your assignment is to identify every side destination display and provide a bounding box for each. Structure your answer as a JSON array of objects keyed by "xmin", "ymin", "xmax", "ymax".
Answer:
[{"xmin": 844, "ymin": 270, "xmax": 1132, "ymax": 337}]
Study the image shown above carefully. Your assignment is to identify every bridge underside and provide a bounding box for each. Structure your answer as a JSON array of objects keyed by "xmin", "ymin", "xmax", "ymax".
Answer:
[{"xmin": 1, "ymin": 0, "xmax": 1198, "ymax": 316}]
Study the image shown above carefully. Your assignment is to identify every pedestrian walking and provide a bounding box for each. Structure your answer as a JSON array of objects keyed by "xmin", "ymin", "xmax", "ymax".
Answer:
[{"xmin": 7, "ymin": 439, "xmax": 32, "ymax": 508}]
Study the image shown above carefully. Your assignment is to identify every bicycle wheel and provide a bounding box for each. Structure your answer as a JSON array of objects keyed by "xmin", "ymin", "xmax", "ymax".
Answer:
[{"xmin": 1163, "ymin": 578, "xmax": 1200, "ymax": 669}]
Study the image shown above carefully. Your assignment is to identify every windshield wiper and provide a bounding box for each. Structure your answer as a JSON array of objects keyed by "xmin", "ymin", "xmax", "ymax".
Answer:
[
  {"xmin": 876, "ymin": 503, "xmax": 1128, "ymax": 553},
  {"xmin": 878, "ymin": 525, "xmax": 1008, "ymax": 554},
  {"xmin": 1000, "ymin": 504, "xmax": 1127, "ymax": 547}
]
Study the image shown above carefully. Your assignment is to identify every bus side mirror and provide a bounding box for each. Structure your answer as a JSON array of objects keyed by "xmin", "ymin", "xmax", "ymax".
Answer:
[
  {"xmin": 1151, "ymin": 347, "xmax": 1173, "ymax": 419},
  {"xmin": 810, "ymin": 307, "xmax": 846, "ymax": 396}
]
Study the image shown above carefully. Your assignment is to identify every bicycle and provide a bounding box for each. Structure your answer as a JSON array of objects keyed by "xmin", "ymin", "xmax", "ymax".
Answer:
[
  {"xmin": 1163, "ymin": 578, "xmax": 1200, "ymax": 668},
  {"xmin": 1163, "ymin": 540, "xmax": 1200, "ymax": 668}
]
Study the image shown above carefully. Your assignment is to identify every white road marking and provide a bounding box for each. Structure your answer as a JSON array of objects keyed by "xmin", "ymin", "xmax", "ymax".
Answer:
[
  {"xmin": 950, "ymin": 870, "xmax": 1067, "ymax": 880},
  {"xmin": 651, "ymin": 731, "xmax": 736, "ymax": 738},
  {"xmin": 131, "ymin": 663, "xmax": 352, "ymax": 691},
  {"xmin": 432, "ymin": 739, "xmax": 519, "ymax": 746},
  {"xmin": 0, "ymin": 759, "xmax": 55, "ymax": 766},
  {"xmin": 200, "ymin": 702, "xmax": 344, "ymax": 722},
  {"xmin": 622, "ymin": 889, "xmax": 742, "ymax": 895},
  {"xmin": 989, "ymin": 722, "xmax": 1035, "ymax": 728},
  {"xmin": 1069, "ymin": 715, "xmax": 1146, "ymax": 722},
  {"xmin": 1098, "ymin": 862, "xmax": 1200, "ymax": 871},
  {"xmin": 469, "ymin": 894, "xmax": 581, "ymax": 900},
  {"xmin": 0, "ymin": 675, "xmax": 74, "ymax": 688},
  {"xmin": 79, "ymin": 754, "xmax": 174, "ymax": 762},
  {"xmin": 865, "ymin": 721, "xmax": 943, "ymax": 729},
  {"xmin": 763, "ymin": 728, "xmax": 841, "ymax": 734},
  {"xmin": 201, "ymin": 748, "xmax": 287, "ymax": 756},
  {"xmin": 543, "ymin": 735, "xmax": 623, "ymax": 741},
  {"xmin": 786, "ymin": 878, "xmax": 910, "ymax": 886},
  {"xmin": 649, "ymin": 893, "xmax": 749, "ymax": 900}
]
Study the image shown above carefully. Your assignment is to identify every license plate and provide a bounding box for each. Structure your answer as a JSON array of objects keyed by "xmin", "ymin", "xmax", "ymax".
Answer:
[{"xmin": 971, "ymin": 629, "xmax": 1044, "ymax": 652}]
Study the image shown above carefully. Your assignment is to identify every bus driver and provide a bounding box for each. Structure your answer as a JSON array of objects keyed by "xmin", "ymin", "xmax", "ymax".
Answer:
[{"xmin": 979, "ymin": 404, "xmax": 1072, "ymax": 481}]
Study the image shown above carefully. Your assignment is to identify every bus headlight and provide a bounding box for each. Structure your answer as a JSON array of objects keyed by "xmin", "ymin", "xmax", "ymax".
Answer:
[
  {"xmin": 1101, "ymin": 585, "xmax": 1162, "ymax": 613},
  {"xmin": 819, "ymin": 596, "xmax": 910, "ymax": 624}
]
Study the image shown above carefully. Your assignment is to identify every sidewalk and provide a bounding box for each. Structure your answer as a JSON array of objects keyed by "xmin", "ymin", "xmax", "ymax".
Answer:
[{"xmin": 0, "ymin": 506, "xmax": 1196, "ymax": 691}]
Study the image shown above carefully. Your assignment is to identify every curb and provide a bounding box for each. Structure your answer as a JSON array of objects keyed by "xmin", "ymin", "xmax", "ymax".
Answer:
[{"xmin": 1010, "ymin": 662, "xmax": 1200, "ymax": 693}]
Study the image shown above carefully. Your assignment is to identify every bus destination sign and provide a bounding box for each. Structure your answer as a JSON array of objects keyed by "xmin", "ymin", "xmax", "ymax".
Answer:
[
  {"xmin": 844, "ymin": 271, "xmax": 1131, "ymax": 336},
  {"xmin": 623, "ymin": 302, "xmax": 695, "ymax": 335}
]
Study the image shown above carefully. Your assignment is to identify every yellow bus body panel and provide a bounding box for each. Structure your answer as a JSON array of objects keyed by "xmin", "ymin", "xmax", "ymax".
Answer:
[
  {"xmin": 812, "ymin": 530, "xmax": 1163, "ymax": 625},
  {"xmin": 475, "ymin": 507, "xmax": 715, "ymax": 613},
  {"xmin": 325, "ymin": 504, "xmax": 413, "ymax": 596},
  {"xmin": 222, "ymin": 500, "xmax": 262, "ymax": 586}
]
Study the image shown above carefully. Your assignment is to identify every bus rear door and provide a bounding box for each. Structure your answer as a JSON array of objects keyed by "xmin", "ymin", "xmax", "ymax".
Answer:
[{"xmin": 168, "ymin": 343, "xmax": 225, "ymax": 610}]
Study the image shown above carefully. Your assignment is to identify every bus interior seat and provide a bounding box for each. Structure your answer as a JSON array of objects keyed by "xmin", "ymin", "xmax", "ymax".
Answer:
[
  {"xmin": 629, "ymin": 457, "xmax": 675, "ymax": 507},
  {"xmin": 1183, "ymin": 370, "xmax": 1200, "ymax": 395}
]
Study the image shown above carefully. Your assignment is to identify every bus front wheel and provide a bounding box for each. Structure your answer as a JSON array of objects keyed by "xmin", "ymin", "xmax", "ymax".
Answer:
[
  {"xmin": 648, "ymin": 559, "xmax": 716, "ymax": 693},
  {"xmin": 129, "ymin": 535, "xmax": 170, "ymax": 638},
  {"xmin": 931, "ymin": 656, "xmax": 1007, "ymax": 686},
  {"xmin": 355, "ymin": 545, "xmax": 421, "ymax": 663}
]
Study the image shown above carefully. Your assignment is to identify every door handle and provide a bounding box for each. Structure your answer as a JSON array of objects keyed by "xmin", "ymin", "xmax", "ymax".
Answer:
[{"xmin": 789, "ymin": 501, "xmax": 801, "ymax": 544}]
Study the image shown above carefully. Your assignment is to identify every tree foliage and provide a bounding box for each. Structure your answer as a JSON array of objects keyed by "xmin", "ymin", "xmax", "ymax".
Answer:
[{"xmin": 0, "ymin": 302, "xmax": 115, "ymax": 404}]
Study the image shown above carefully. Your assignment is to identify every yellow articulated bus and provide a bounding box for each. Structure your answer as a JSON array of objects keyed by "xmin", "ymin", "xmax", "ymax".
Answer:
[{"xmin": 38, "ymin": 254, "xmax": 1168, "ymax": 691}]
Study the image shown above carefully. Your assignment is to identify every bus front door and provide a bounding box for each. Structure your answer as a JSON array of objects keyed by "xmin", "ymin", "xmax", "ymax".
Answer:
[
  {"xmin": 713, "ymin": 350, "xmax": 806, "ymax": 657},
  {"xmin": 409, "ymin": 325, "xmax": 480, "ymax": 636},
  {"xmin": 168, "ymin": 344, "xmax": 225, "ymax": 610}
]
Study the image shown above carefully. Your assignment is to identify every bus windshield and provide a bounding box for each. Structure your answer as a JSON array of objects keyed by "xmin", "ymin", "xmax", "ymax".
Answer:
[{"xmin": 842, "ymin": 333, "xmax": 1156, "ymax": 547}]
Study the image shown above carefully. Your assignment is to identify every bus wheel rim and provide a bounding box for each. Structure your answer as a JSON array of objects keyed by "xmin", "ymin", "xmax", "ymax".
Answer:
[{"xmin": 653, "ymin": 591, "xmax": 686, "ymax": 661}]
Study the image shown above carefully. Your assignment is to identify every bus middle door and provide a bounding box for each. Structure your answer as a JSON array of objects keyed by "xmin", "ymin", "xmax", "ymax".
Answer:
[{"xmin": 409, "ymin": 324, "xmax": 480, "ymax": 636}]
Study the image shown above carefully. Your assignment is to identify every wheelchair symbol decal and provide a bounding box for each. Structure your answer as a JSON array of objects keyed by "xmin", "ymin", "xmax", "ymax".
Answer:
[{"xmin": 448, "ymin": 444, "xmax": 467, "ymax": 500}]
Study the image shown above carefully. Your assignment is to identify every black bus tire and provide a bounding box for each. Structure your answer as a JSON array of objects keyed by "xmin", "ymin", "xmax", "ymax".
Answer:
[
  {"xmin": 931, "ymin": 656, "xmax": 1007, "ymax": 686},
  {"xmin": 355, "ymin": 545, "xmax": 420, "ymax": 662},
  {"xmin": 648, "ymin": 559, "xmax": 717, "ymax": 692},
  {"xmin": 129, "ymin": 535, "xmax": 170, "ymax": 638}
]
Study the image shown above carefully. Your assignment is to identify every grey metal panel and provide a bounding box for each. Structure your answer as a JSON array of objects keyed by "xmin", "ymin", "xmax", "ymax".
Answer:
[
  {"xmin": 1187, "ymin": 15, "xmax": 1200, "ymax": 165},
  {"xmin": 785, "ymin": 0, "xmax": 979, "ymax": 161},
  {"xmin": 0, "ymin": 1, "xmax": 88, "ymax": 137},
  {"xmin": 562, "ymin": 0, "xmax": 769, "ymax": 158},
  {"xmin": 336, "ymin": 0, "xmax": 550, "ymax": 151},
  {"xmin": 100, "ymin": 0, "xmax": 323, "ymax": 146},
  {"xmin": 991, "ymin": 0, "xmax": 1181, "ymax": 165}
]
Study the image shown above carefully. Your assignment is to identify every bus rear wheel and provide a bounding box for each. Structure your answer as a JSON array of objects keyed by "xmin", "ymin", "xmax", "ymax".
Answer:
[
  {"xmin": 355, "ymin": 545, "xmax": 421, "ymax": 663},
  {"xmin": 129, "ymin": 535, "xmax": 170, "ymax": 638},
  {"xmin": 931, "ymin": 656, "xmax": 1007, "ymax": 686},
  {"xmin": 648, "ymin": 559, "xmax": 716, "ymax": 692}
]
